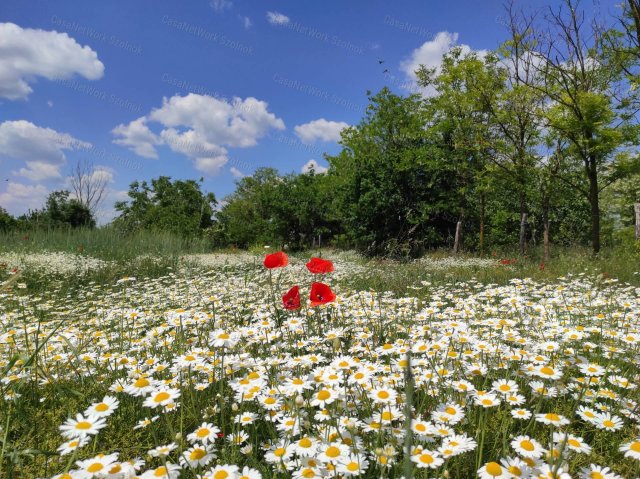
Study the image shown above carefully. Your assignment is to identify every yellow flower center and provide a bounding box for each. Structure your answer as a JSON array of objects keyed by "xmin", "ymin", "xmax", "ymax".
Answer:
[
  {"xmin": 377, "ymin": 391, "xmax": 390, "ymax": 399},
  {"xmin": 95, "ymin": 403, "xmax": 109, "ymax": 412},
  {"xmin": 75, "ymin": 421, "xmax": 92, "ymax": 430},
  {"xmin": 521, "ymin": 440, "xmax": 535, "ymax": 451},
  {"xmin": 317, "ymin": 390, "xmax": 331, "ymax": 401},
  {"xmin": 214, "ymin": 471, "xmax": 229, "ymax": 479},
  {"xmin": 154, "ymin": 392, "xmax": 170, "ymax": 402},
  {"xmin": 485, "ymin": 462, "xmax": 503, "ymax": 476},
  {"xmin": 540, "ymin": 366, "xmax": 554, "ymax": 375},
  {"xmin": 87, "ymin": 463, "xmax": 104, "ymax": 473},
  {"xmin": 418, "ymin": 454, "xmax": 434, "ymax": 464},
  {"xmin": 197, "ymin": 428, "xmax": 210, "ymax": 438},
  {"xmin": 299, "ymin": 438, "xmax": 312, "ymax": 448},
  {"xmin": 190, "ymin": 448, "xmax": 206, "ymax": 460},
  {"xmin": 325, "ymin": 446, "xmax": 341, "ymax": 458},
  {"xmin": 134, "ymin": 378, "xmax": 150, "ymax": 388}
]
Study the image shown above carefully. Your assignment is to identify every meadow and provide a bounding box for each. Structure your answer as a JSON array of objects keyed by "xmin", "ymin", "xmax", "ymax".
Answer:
[{"xmin": 1, "ymin": 233, "xmax": 639, "ymax": 478}]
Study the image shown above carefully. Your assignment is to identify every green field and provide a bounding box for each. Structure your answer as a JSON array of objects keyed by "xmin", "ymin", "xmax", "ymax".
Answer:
[{"xmin": 1, "ymin": 236, "xmax": 639, "ymax": 478}]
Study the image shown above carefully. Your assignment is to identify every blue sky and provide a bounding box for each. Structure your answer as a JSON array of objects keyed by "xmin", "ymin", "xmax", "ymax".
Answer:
[{"xmin": 0, "ymin": 0, "xmax": 609, "ymax": 222}]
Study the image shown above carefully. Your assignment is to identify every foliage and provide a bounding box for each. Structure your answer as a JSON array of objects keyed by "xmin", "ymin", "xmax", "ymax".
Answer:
[
  {"xmin": 113, "ymin": 176, "xmax": 216, "ymax": 237},
  {"xmin": 18, "ymin": 190, "xmax": 95, "ymax": 229}
]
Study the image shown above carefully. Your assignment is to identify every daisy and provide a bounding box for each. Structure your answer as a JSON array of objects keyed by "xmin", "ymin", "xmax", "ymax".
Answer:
[
  {"xmin": 108, "ymin": 458, "xmax": 145, "ymax": 478},
  {"xmin": 84, "ymin": 396, "xmax": 119, "ymax": 418},
  {"xmin": 134, "ymin": 415, "xmax": 159, "ymax": 430},
  {"xmin": 57, "ymin": 437, "xmax": 89, "ymax": 456},
  {"xmin": 180, "ymin": 445, "xmax": 215, "ymax": 468},
  {"xmin": 292, "ymin": 436, "xmax": 319, "ymax": 456},
  {"xmin": 124, "ymin": 376, "xmax": 156, "ymax": 396},
  {"xmin": 337, "ymin": 453, "xmax": 369, "ymax": 475},
  {"xmin": 264, "ymin": 443, "xmax": 294, "ymax": 464},
  {"xmin": 310, "ymin": 388, "xmax": 337, "ymax": 407},
  {"xmin": 534, "ymin": 463, "xmax": 571, "ymax": 479},
  {"xmin": 552, "ymin": 432, "xmax": 592, "ymax": 454},
  {"xmin": 535, "ymin": 412, "xmax": 570, "ymax": 427},
  {"xmin": 235, "ymin": 412, "xmax": 256, "ymax": 425},
  {"xmin": 228, "ymin": 431, "xmax": 250, "ymax": 446},
  {"xmin": 500, "ymin": 456, "xmax": 530, "ymax": 478},
  {"xmin": 142, "ymin": 387, "xmax": 180, "ymax": 408},
  {"xmin": 511, "ymin": 408, "xmax": 532, "ymax": 420},
  {"xmin": 576, "ymin": 405, "xmax": 599, "ymax": 423},
  {"xmin": 59, "ymin": 413, "xmax": 107, "ymax": 439},
  {"xmin": 411, "ymin": 448, "xmax": 444, "ymax": 469},
  {"xmin": 187, "ymin": 422, "xmax": 221, "ymax": 445},
  {"xmin": 139, "ymin": 463, "xmax": 181, "ymax": 479},
  {"xmin": 75, "ymin": 453, "xmax": 119, "ymax": 477},
  {"xmin": 368, "ymin": 387, "xmax": 397, "ymax": 405},
  {"xmin": 511, "ymin": 435, "xmax": 546, "ymax": 458},
  {"xmin": 432, "ymin": 403, "xmax": 465, "ymax": 425},
  {"xmin": 578, "ymin": 464, "xmax": 623, "ymax": 479},
  {"xmin": 619, "ymin": 438, "xmax": 640, "ymax": 460},
  {"xmin": 477, "ymin": 461, "xmax": 511, "ymax": 479},
  {"xmin": 200, "ymin": 464, "xmax": 239, "ymax": 479},
  {"xmin": 533, "ymin": 364, "xmax": 562, "ymax": 380},
  {"xmin": 475, "ymin": 393, "xmax": 501, "ymax": 408},
  {"xmin": 317, "ymin": 442, "xmax": 350, "ymax": 464},
  {"xmin": 593, "ymin": 412, "xmax": 624, "ymax": 431},
  {"xmin": 148, "ymin": 443, "xmax": 178, "ymax": 457},
  {"xmin": 411, "ymin": 419, "xmax": 434, "ymax": 437},
  {"xmin": 238, "ymin": 466, "xmax": 262, "ymax": 479},
  {"xmin": 492, "ymin": 379, "xmax": 519, "ymax": 395}
]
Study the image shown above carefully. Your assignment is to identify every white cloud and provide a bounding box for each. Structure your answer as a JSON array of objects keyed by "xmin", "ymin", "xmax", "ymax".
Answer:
[
  {"xmin": 230, "ymin": 166, "xmax": 245, "ymax": 178},
  {"xmin": 112, "ymin": 117, "xmax": 161, "ymax": 159},
  {"xmin": 210, "ymin": 0, "xmax": 232, "ymax": 12},
  {"xmin": 400, "ymin": 31, "xmax": 486, "ymax": 96},
  {"xmin": 301, "ymin": 159, "xmax": 328, "ymax": 174},
  {"xmin": 0, "ymin": 181, "xmax": 48, "ymax": 214},
  {"xmin": 0, "ymin": 22, "xmax": 104, "ymax": 100},
  {"xmin": 294, "ymin": 119, "xmax": 348, "ymax": 144},
  {"xmin": 0, "ymin": 120, "xmax": 91, "ymax": 181},
  {"xmin": 267, "ymin": 11, "xmax": 290, "ymax": 25},
  {"xmin": 112, "ymin": 93, "xmax": 285, "ymax": 175}
]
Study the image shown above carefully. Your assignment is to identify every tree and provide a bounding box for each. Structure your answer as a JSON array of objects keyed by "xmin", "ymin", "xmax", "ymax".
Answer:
[
  {"xmin": 21, "ymin": 190, "xmax": 95, "ymax": 228},
  {"xmin": 69, "ymin": 160, "xmax": 109, "ymax": 215},
  {"xmin": 0, "ymin": 207, "xmax": 16, "ymax": 232},
  {"xmin": 513, "ymin": 0, "xmax": 639, "ymax": 254},
  {"xmin": 114, "ymin": 176, "xmax": 216, "ymax": 237},
  {"xmin": 417, "ymin": 48, "xmax": 503, "ymax": 254},
  {"xmin": 327, "ymin": 88, "xmax": 455, "ymax": 257}
]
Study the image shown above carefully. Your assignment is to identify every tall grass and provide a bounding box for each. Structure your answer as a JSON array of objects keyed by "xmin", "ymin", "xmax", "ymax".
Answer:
[{"xmin": 0, "ymin": 227, "xmax": 212, "ymax": 260}]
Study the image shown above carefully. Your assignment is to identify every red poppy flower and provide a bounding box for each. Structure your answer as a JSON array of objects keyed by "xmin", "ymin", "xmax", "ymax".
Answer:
[
  {"xmin": 263, "ymin": 251, "xmax": 288, "ymax": 269},
  {"xmin": 309, "ymin": 282, "xmax": 336, "ymax": 307},
  {"xmin": 306, "ymin": 257, "xmax": 334, "ymax": 274},
  {"xmin": 282, "ymin": 285, "xmax": 301, "ymax": 310},
  {"xmin": 539, "ymin": 262, "xmax": 545, "ymax": 271}
]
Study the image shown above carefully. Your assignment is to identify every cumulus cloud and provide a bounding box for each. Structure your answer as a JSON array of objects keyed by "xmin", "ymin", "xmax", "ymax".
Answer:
[
  {"xmin": 0, "ymin": 22, "xmax": 104, "ymax": 100},
  {"xmin": 0, "ymin": 182, "xmax": 49, "ymax": 214},
  {"xmin": 0, "ymin": 120, "xmax": 91, "ymax": 181},
  {"xmin": 400, "ymin": 31, "xmax": 486, "ymax": 96},
  {"xmin": 112, "ymin": 117, "xmax": 161, "ymax": 159},
  {"xmin": 112, "ymin": 93, "xmax": 285, "ymax": 175},
  {"xmin": 267, "ymin": 11, "xmax": 290, "ymax": 25},
  {"xmin": 301, "ymin": 159, "xmax": 328, "ymax": 174},
  {"xmin": 294, "ymin": 119, "xmax": 349, "ymax": 144}
]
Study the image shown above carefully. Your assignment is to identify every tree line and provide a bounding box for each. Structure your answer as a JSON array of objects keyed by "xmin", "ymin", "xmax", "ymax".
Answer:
[{"xmin": 2, "ymin": 1, "xmax": 639, "ymax": 258}]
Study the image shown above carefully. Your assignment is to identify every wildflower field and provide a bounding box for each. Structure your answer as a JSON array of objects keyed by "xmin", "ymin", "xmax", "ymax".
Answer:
[{"xmin": 1, "ymin": 250, "xmax": 640, "ymax": 479}]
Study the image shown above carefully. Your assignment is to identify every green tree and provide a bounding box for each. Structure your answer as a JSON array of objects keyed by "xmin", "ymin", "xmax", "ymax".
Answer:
[
  {"xmin": 0, "ymin": 207, "xmax": 17, "ymax": 232},
  {"xmin": 327, "ymin": 88, "xmax": 455, "ymax": 257},
  {"xmin": 21, "ymin": 190, "xmax": 95, "ymax": 228},
  {"xmin": 114, "ymin": 176, "xmax": 216, "ymax": 237},
  {"xmin": 514, "ymin": 0, "xmax": 639, "ymax": 253}
]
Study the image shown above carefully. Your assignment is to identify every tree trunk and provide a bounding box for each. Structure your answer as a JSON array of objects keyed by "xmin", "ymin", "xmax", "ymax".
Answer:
[
  {"xmin": 453, "ymin": 221, "xmax": 463, "ymax": 254},
  {"xmin": 479, "ymin": 192, "xmax": 485, "ymax": 255},
  {"xmin": 519, "ymin": 213, "xmax": 528, "ymax": 255},
  {"xmin": 635, "ymin": 203, "xmax": 640, "ymax": 240},
  {"xmin": 542, "ymin": 204, "xmax": 550, "ymax": 263},
  {"xmin": 588, "ymin": 161, "xmax": 601, "ymax": 254},
  {"xmin": 518, "ymin": 191, "xmax": 527, "ymax": 256}
]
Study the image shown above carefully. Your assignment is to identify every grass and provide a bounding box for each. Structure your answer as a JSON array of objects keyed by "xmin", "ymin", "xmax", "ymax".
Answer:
[{"xmin": 1, "ymin": 230, "xmax": 639, "ymax": 478}]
